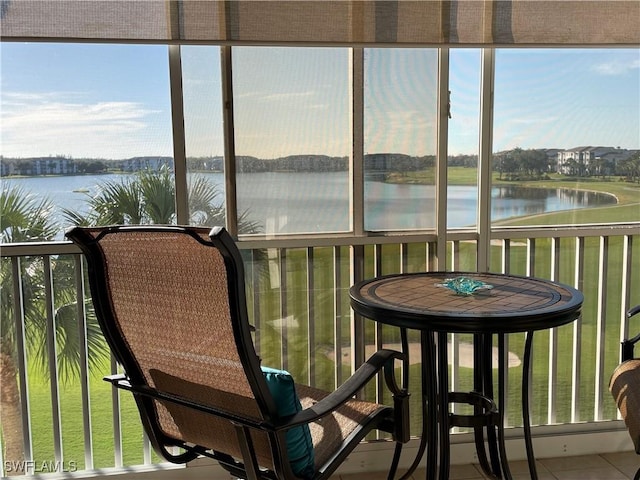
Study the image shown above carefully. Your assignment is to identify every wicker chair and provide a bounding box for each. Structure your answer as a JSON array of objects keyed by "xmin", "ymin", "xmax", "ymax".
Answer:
[
  {"xmin": 609, "ymin": 304, "xmax": 640, "ymax": 480},
  {"xmin": 66, "ymin": 225, "xmax": 409, "ymax": 480}
]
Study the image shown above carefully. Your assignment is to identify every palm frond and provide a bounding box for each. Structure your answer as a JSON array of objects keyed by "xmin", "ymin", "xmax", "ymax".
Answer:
[
  {"xmin": 53, "ymin": 298, "xmax": 109, "ymax": 383},
  {"xmin": 61, "ymin": 207, "xmax": 93, "ymax": 227},
  {"xmin": 89, "ymin": 179, "xmax": 144, "ymax": 225},
  {"xmin": 138, "ymin": 166, "xmax": 176, "ymax": 223},
  {"xmin": 1, "ymin": 186, "xmax": 58, "ymax": 242},
  {"xmin": 188, "ymin": 175, "xmax": 221, "ymax": 212}
]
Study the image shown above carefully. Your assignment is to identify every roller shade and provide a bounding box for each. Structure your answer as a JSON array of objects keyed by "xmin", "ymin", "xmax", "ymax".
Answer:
[{"xmin": 1, "ymin": 0, "xmax": 639, "ymax": 46}]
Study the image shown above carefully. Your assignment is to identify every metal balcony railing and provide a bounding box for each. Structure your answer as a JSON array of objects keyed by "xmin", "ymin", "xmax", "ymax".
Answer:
[{"xmin": 1, "ymin": 223, "xmax": 638, "ymax": 477}]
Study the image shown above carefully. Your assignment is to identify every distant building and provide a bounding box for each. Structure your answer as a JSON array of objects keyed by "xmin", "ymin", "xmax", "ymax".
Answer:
[
  {"xmin": 31, "ymin": 157, "xmax": 78, "ymax": 175},
  {"xmin": 557, "ymin": 146, "xmax": 636, "ymax": 176},
  {"xmin": 119, "ymin": 156, "xmax": 174, "ymax": 172},
  {"xmin": 0, "ymin": 158, "xmax": 12, "ymax": 176}
]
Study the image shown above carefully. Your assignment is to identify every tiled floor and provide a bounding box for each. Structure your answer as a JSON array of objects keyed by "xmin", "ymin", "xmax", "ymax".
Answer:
[{"xmin": 340, "ymin": 451, "xmax": 639, "ymax": 480}]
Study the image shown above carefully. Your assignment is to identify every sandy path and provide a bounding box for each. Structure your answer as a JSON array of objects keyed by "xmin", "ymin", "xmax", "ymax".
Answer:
[{"xmin": 326, "ymin": 342, "xmax": 521, "ymax": 368}]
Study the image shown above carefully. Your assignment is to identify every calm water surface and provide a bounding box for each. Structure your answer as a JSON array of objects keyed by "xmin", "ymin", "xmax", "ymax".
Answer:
[{"xmin": 2, "ymin": 172, "xmax": 616, "ymax": 236}]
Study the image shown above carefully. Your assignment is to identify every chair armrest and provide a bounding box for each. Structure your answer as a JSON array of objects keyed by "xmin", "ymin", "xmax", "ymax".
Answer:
[
  {"xmin": 105, "ymin": 373, "xmax": 131, "ymax": 388},
  {"xmin": 103, "ymin": 374, "xmax": 268, "ymax": 430},
  {"xmin": 277, "ymin": 349, "xmax": 407, "ymax": 428},
  {"xmin": 104, "ymin": 349, "xmax": 410, "ymax": 441},
  {"xmin": 621, "ymin": 305, "xmax": 640, "ymax": 362}
]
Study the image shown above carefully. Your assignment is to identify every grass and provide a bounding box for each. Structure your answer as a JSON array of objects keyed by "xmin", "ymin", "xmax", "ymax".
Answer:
[
  {"xmin": 19, "ymin": 169, "xmax": 640, "ymax": 469},
  {"xmin": 26, "ymin": 355, "xmax": 160, "ymax": 470},
  {"xmin": 406, "ymin": 167, "xmax": 640, "ymax": 223}
]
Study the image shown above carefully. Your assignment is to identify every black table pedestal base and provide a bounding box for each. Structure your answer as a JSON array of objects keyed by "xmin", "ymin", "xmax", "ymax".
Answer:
[
  {"xmin": 349, "ymin": 272, "xmax": 583, "ymax": 480},
  {"xmin": 414, "ymin": 331, "xmax": 539, "ymax": 480}
]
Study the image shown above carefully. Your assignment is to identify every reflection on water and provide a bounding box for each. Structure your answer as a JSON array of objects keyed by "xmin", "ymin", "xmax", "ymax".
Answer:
[
  {"xmin": 384, "ymin": 184, "xmax": 616, "ymax": 233},
  {"xmin": 3, "ymin": 172, "xmax": 617, "ymax": 236},
  {"xmin": 490, "ymin": 185, "xmax": 615, "ymax": 222}
]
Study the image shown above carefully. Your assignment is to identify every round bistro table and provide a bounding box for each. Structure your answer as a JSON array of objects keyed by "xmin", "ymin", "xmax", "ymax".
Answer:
[{"xmin": 349, "ymin": 271, "xmax": 583, "ymax": 480}]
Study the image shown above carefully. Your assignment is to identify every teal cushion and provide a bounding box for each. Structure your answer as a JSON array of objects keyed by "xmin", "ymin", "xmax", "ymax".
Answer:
[{"xmin": 261, "ymin": 366, "xmax": 315, "ymax": 479}]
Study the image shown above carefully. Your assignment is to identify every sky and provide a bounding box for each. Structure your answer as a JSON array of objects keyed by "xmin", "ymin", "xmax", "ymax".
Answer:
[{"xmin": 1, "ymin": 43, "xmax": 639, "ymax": 160}]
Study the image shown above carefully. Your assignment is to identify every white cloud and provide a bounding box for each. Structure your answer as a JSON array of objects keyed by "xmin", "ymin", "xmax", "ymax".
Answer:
[
  {"xmin": 262, "ymin": 91, "xmax": 316, "ymax": 101},
  {"xmin": 511, "ymin": 116, "xmax": 559, "ymax": 125},
  {"xmin": 235, "ymin": 90, "xmax": 317, "ymax": 102},
  {"xmin": 592, "ymin": 58, "xmax": 640, "ymax": 76},
  {"xmin": 384, "ymin": 110, "xmax": 432, "ymax": 129},
  {"xmin": 1, "ymin": 92, "xmax": 169, "ymax": 159}
]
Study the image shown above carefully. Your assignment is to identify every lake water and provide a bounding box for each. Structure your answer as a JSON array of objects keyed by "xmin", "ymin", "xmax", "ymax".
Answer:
[{"xmin": 2, "ymin": 172, "xmax": 617, "ymax": 236}]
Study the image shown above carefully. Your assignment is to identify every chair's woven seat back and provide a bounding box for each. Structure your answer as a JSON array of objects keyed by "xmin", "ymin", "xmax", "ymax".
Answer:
[
  {"xmin": 80, "ymin": 227, "xmax": 268, "ymax": 461},
  {"xmin": 610, "ymin": 358, "xmax": 640, "ymax": 454}
]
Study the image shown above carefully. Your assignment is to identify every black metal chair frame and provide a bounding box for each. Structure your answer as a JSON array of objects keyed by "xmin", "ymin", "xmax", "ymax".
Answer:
[
  {"xmin": 66, "ymin": 225, "xmax": 409, "ymax": 480},
  {"xmin": 615, "ymin": 305, "xmax": 640, "ymax": 480},
  {"xmin": 621, "ymin": 305, "xmax": 640, "ymax": 362}
]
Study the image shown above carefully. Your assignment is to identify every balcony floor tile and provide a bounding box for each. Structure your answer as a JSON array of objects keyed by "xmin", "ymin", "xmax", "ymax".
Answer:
[{"xmin": 337, "ymin": 451, "xmax": 638, "ymax": 480}]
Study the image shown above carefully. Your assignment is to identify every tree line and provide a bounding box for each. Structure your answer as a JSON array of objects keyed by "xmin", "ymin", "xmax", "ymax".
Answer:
[{"xmin": 3, "ymin": 149, "xmax": 640, "ymax": 182}]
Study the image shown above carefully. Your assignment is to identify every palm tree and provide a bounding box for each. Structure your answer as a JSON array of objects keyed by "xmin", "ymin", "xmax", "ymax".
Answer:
[
  {"xmin": 0, "ymin": 186, "xmax": 108, "ymax": 473},
  {"xmin": 62, "ymin": 166, "xmax": 266, "ymax": 325},
  {"xmin": 2, "ymin": 170, "xmax": 258, "ymax": 470},
  {"xmin": 63, "ymin": 165, "xmax": 260, "ymax": 233},
  {"xmin": 620, "ymin": 152, "xmax": 640, "ymax": 183}
]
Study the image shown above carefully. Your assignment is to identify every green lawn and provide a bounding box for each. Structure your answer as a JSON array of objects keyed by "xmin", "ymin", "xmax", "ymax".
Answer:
[
  {"xmin": 27, "ymin": 356, "xmax": 160, "ymax": 470},
  {"xmin": 20, "ymin": 170, "xmax": 640, "ymax": 469}
]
